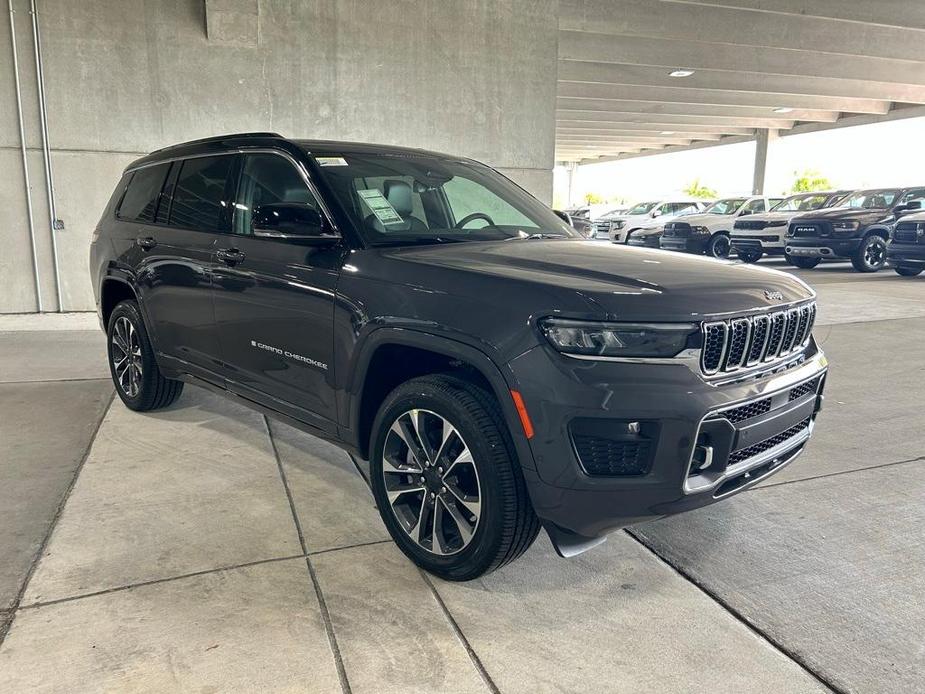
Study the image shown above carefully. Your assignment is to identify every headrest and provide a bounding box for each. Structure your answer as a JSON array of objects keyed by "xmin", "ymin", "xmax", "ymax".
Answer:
[{"xmin": 384, "ymin": 180, "xmax": 413, "ymax": 216}]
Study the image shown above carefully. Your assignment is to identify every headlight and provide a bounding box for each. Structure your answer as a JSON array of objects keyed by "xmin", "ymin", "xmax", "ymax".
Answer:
[
  {"xmin": 767, "ymin": 220, "xmax": 787, "ymax": 227},
  {"xmin": 831, "ymin": 221, "xmax": 859, "ymax": 233},
  {"xmin": 613, "ymin": 221, "xmax": 625, "ymax": 229},
  {"xmin": 540, "ymin": 318, "xmax": 696, "ymax": 358},
  {"xmin": 691, "ymin": 226, "xmax": 710, "ymax": 234}
]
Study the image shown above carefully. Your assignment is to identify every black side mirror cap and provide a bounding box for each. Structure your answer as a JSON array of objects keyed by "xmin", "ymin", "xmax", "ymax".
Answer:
[
  {"xmin": 252, "ymin": 203, "xmax": 339, "ymax": 242},
  {"xmin": 553, "ymin": 209, "xmax": 573, "ymax": 225}
]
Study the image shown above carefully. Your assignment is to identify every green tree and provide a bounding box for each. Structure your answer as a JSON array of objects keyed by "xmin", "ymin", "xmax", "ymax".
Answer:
[
  {"xmin": 791, "ymin": 169, "xmax": 832, "ymax": 192},
  {"xmin": 683, "ymin": 178, "xmax": 717, "ymax": 199},
  {"xmin": 584, "ymin": 192, "xmax": 604, "ymax": 205}
]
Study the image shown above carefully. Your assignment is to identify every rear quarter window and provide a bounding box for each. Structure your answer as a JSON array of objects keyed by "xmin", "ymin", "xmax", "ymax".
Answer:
[
  {"xmin": 116, "ymin": 163, "xmax": 171, "ymax": 223},
  {"xmin": 169, "ymin": 155, "xmax": 236, "ymax": 232}
]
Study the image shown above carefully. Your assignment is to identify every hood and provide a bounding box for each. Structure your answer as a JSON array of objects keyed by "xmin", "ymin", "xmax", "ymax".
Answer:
[
  {"xmin": 377, "ymin": 239, "xmax": 813, "ymax": 322},
  {"xmin": 793, "ymin": 207, "xmax": 889, "ymax": 223},
  {"xmin": 670, "ymin": 212, "xmax": 733, "ymax": 226}
]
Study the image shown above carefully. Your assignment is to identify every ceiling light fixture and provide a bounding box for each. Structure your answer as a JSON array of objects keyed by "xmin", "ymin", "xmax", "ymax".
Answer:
[
  {"xmin": 669, "ymin": 69, "xmax": 694, "ymax": 77},
  {"xmin": 773, "ymin": 107, "xmax": 794, "ymax": 113}
]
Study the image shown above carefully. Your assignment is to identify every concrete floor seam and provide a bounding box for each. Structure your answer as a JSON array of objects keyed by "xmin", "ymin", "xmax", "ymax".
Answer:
[
  {"xmin": 0, "ymin": 389, "xmax": 114, "ymax": 649},
  {"xmin": 264, "ymin": 416, "xmax": 353, "ymax": 694},
  {"xmin": 418, "ymin": 570, "xmax": 502, "ymax": 694},
  {"xmin": 624, "ymin": 529, "xmax": 845, "ymax": 694},
  {"xmin": 753, "ymin": 455, "xmax": 925, "ymax": 492},
  {"xmin": 0, "ymin": 377, "xmax": 111, "ymax": 385}
]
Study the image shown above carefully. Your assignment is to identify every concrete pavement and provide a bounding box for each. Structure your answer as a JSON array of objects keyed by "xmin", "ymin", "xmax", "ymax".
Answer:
[{"xmin": 1, "ymin": 265, "xmax": 922, "ymax": 692}]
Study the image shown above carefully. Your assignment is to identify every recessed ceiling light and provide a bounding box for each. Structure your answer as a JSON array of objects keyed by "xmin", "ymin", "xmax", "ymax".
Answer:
[
  {"xmin": 669, "ymin": 69, "xmax": 694, "ymax": 77},
  {"xmin": 660, "ymin": 131, "xmax": 676, "ymax": 135},
  {"xmin": 773, "ymin": 107, "xmax": 794, "ymax": 113}
]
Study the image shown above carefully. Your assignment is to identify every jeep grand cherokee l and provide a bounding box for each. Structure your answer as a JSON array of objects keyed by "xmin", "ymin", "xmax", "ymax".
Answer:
[
  {"xmin": 90, "ymin": 133, "xmax": 828, "ymax": 580},
  {"xmin": 785, "ymin": 187, "xmax": 925, "ymax": 271},
  {"xmin": 888, "ymin": 209, "xmax": 925, "ymax": 277},
  {"xmin": 731, "ymin": 191, "xmax": 850, "ymax": 263}
]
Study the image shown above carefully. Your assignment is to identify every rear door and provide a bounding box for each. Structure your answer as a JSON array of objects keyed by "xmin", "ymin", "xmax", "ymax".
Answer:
[
  {"xmin": 128, "ymin": 155, "xmax": 236, "ymax": 381},
  {"xmin": 211, "ymin": 151, "xmax": 344, "ymax": 434}
]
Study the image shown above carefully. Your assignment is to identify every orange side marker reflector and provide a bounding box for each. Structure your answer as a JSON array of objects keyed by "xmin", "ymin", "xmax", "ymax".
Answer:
[{"xmin": 510, "ymin": 390, "xmax": 534, "ymax": 440}]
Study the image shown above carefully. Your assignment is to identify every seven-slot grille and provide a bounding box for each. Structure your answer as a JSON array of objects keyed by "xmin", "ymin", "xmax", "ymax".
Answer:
[
  {"xmin": 734, "ymin": 219, "xmax": 768, "ymax": 231},
  {"xmin": 893, "ymin": 222, "xmax": 924, "ymax": 245},
  {"xmin": 701, "ymin": 302, "xmax": 816, "ymax": 375}
]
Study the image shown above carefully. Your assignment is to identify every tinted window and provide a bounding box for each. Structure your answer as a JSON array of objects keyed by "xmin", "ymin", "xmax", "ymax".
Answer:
[
  {"xmin": 899, "ymin": 188, "xmax": 925, "ymax": 205},
  {"xmin": 169, "ymin": 156, "xmax": 235, "ymax": 232},
  {"xmin": 117, "ymin": 163, "xmax": 170, "ymax": 223},
  {"xmin": 743, "ymin": 199, "xmax": 766, "ymax": 213},
  {"xmin": 234, "ymin": 154, "xmax": 319, "ymax": 236},
  {"xmin": 663, "ymin": 202, "xmax": 698, "ymax": 215}
]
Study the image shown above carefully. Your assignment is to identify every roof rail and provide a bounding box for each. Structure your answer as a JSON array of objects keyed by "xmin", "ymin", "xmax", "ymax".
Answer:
[{"xmin": 150, "ymin": 131, "xmax": 283, "ymax": 154}]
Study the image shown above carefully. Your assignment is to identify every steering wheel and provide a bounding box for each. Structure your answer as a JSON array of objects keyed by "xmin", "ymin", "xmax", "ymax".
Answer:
[{"xmin": 455, "ymin": 212, "xmax": 495, "ymax": 229}]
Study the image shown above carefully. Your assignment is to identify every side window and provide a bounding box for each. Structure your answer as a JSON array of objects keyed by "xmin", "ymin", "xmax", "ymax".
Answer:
[
  {"xmin": 900, "ymin": 188, "xmax": 925, "ymax": 205},
  {"xmin": 169, "ymin": 156, "xmax": 235, "ymax": 232},
  {"xmin": 743, "ymin": 199, "xmax": 766, "ymax": 214},
  {"xmin": 443, "ymin": 176, "xmax": 537, "ymax": 228},
  {"xmin": 234, "ymin": 154, "xmax": 319, "ymax": 236},
  {"xmin": 116, "ymin": 163, "xmax": 170, "ymax": 223}
]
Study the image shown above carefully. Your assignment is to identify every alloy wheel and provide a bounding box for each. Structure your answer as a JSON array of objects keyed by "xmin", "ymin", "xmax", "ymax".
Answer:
[
  {"xmin": 864, "ymin": 238, "xmax": 886, "ymax": 267},
  {"xmin": 712, "ymin": 236, "xmax": 730, "ymax": 258},
  {"xmin": 111, "ymin": 316, "xmax": 143, "ymax": 397},
  {"xmin": 381, "ymin": 409, "xmax": 481, "ymax": 556}
]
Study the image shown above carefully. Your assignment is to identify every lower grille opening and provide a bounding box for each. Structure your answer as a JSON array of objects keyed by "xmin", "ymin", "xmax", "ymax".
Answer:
[
  {"xmin": 727, "ymin": 417, "xmax": 812, "ymax": 466},
  {"xmin": 570, "ymin": 419, "xmax": 658, "ymax": 477},
  {"xmin": 712, "ymin": 449, "xmax": 800, "ymax": 498}
]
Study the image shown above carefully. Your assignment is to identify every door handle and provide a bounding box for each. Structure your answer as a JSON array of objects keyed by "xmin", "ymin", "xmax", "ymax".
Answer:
[
  {"xmin": 216, "ymin": 248, "xmax": 246, "ymax": 265},
  {"xmin": 136, "ymin": 236, "xmax": 157, "ymax": 251}
]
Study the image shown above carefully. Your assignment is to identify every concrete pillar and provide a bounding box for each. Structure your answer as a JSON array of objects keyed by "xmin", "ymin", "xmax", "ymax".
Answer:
[
  {"xmin": 562, "ymin": 162, "xmax": 578, "ymax": 207},
  {"xmin": 752, "ymin": 128, "xmax": 779, "ymax": 195}
]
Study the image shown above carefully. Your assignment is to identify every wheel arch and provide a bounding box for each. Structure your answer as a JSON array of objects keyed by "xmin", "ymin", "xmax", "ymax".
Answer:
[
  {"xmin": 100, "ymin": 276, "xmax": 139, "ymax": 328},
  {"xmin": 345, "ymin": 328, "xmax": 535, "ymax": 469}
]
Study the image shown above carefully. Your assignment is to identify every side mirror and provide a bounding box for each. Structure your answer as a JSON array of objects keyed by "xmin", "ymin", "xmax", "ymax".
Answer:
[
  {"xmin": 252, "ymin": 203, "xmax": 338, "ymax": 241},
  {"xmin": 894, "ymin": 200, "xmax": 922, "ymax": 215},
  {"xmin": 651, "ymin": 208, "xmax": 662, "ymax": 218},
  {"xmin": 553, "ymin": 209, "xmax": 573, "ymax": 226}
]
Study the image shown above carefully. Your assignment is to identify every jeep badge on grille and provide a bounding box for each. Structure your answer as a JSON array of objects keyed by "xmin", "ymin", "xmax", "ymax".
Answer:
[{"xmin": 765, "ymin": 290, "xmax": 784, "ymax": 301}]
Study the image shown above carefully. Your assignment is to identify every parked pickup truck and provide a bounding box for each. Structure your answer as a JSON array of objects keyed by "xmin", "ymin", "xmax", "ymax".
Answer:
[
  {"xmin": 887, "ymin": 209, "xmax": 925, "ymax": 277},
  {"xmin": 731, "ymin": 191, "xmax": 850, "ymax": 263},
  {"xmin": 626, "ymin": 202, "xmax": 703, "ymax": 248},
  {"xmin": 607, "ymin": 200, "xmax": 706, "ymax": 244},
  {"xmin": 661, "ymin": 195, "xmax": 784, "ymax": 258},
  {"xmin": 785, "ymin": 187, "xmax": 925, "ymax": 271}
]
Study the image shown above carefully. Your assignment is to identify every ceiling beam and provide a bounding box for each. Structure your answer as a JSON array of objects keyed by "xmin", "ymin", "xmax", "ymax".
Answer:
[
  {"xmin": 558, "ymin": 60, "xmax": 925, "ymax": 104},
  {"xmin": 557, "ymin": 121, "xmax": 755, "ymax": 135},
  {"xmin": 557, "ymin": 97, "xmax": 839, "ymax": 122},
  {"xmin": 556, "ymin": 82, "xmax": 890, "ymax": 115},
  {"xmin": 573, "ymin": 134, "xmax": 757, "ymax": 165},
  {"xmin": 559, "ymin": 29, "xmax": 925, "ymax": 89},
  {"xmin": 557, "ymin": 130, "xmax": 725, "ymax": 141},
  {"xmin": 559, "ymin": 0, "xmax": 925, "ymax": 62},
  {"xmin": 558, "ymin": 110, "xmax": 796, "ymax": 129}
]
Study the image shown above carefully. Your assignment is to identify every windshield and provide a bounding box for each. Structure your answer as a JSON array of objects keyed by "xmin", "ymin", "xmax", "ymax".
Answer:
[
  {"xmin": 704, "ymin": 198, "xmax": 746, "ymax": 215},
  {"xmin": 310, "ymin": 151, "xmax": 575, "ymax": 245},
  {"xmin": 772, "ymin": 194, "xmax": 831, "ymax": 212},
  {"xmin": 839, "ymin": 189, "xmax": 900, "ymax": 209},
  {"xmin": 599, "ymin": 208, "xmax": 626, "ymax": 219},
  {"xmin": 625, "ymin": 202, "xmax": 658, "ymax": 216}
]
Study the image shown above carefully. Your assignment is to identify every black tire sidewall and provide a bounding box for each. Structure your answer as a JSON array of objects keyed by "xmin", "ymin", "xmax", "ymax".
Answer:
[
  {"xmin": 709, "ymin": 234, "xmax": 731, "ymax": 258},
  {"xmin": 369, "ymin": 378, "xmax": 513, "ymax": 579},
  {"xmin": 786, "ymin": 254, "xmax": 821, "ymax": 269},
  {"xmin": 895, "ymin": 265, "xmax": 924, "ymax": 277},
  {"xmin": 853, "ymin": 235, "xmax": 886, "ymax": 272},
  {"xmin": 106, "ymin": 301, "xmax": 162, "ymax": 410}
]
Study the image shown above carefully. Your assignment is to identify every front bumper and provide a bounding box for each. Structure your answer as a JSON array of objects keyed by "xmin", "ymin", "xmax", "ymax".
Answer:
[
  {"xmin": 887, "ymin": 243, "xmax": 925, "ymax": 268},
  {"xmin": 509, "ymin": 342, "xmax": 827, "ymax": 540},
  {"xmin": 785, "ymin": 237, "xmax": 861, "ymax": 259},
  {"xmin": 731, "ymin": 235, "xmax": 785, "ymax": 253},
  {"xmin": 627, "ymin": 234, "xmax": 660, "ymax": 248},
  {"xmin": 660, "ymin": 236, "xmax": 709, "ymax": 253}
]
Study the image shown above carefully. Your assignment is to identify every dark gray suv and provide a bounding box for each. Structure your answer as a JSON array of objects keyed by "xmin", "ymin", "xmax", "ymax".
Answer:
[{"xmin": 89, "ymin": 133, "xmax": 828, "ymax": 580}]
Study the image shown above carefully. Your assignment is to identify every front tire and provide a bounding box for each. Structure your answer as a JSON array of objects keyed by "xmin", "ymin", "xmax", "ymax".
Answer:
[
  {"xmin": 737, "ymin": 249, "xmax": 763, "ymax": 263},
  {"xmin": 895, "ymin": 265, "xmax": 924, "ymax": 277},
  {"xmin": 707, "ymin": 233, "xmax": 731, "ymax": 258},
  {"xmin": 107, "ymin": 300, "xmax": 183, "ymax": 411},
  {"xmin": 851, "ymin": 235, "xmax": 887, "ymax": 272},
  {"xmin": 785, "ymin": 254, "xmax": 822, "ymax": 269},
  {"xmin": 369, "ymin": 375, "xmax": 540, "ymax": 581}
]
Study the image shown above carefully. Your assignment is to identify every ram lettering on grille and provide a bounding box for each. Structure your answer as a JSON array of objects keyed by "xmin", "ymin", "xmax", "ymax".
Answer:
[{"xmin": 700, "ymin": 302, "xmax": 816, "ymax": 375}]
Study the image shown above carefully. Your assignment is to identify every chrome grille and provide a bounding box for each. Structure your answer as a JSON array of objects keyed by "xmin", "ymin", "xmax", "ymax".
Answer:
[
  {"xmin": 893, "ymin": 222, "xmax": 923, "ymax": 245},
  {"xmin": 700, "ymin": 302, "xmax": 815, "ymax": 375},
  {"xmin": 734, "ymin": 219, "xmax": 768, "ymax": 231}
]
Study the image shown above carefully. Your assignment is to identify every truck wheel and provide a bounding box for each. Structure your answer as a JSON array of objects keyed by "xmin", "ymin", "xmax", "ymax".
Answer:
[
  {"xmin": 369, "ymin": 375, "xmax": 540, "ymax": 581},
  {"xmin": 785, "ymin": 254, "xmax": 822, "ymax": 269},
  {"xmin": 895, "ymin": 266, "xmax": 924, "ymax": 277},
  {"xmin": 707, "ymin": 234, "xmax": 731, "ymax": 258},
  {"xmin": 107, "ymin": 300, "xmax": 183, "ymax": 411},
  {"xmin": 737, "ymin": 249, "xmax": 763, "ymax": 263},
  {"xmin": 851, "ymin": 235, "xmax": 887, "ymax": 272}
]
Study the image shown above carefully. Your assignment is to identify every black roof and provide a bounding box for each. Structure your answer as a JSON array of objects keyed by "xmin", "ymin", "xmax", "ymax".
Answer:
[{"xmin": 126, "ymin": 132, "xmax": 473, "ymax": 172}]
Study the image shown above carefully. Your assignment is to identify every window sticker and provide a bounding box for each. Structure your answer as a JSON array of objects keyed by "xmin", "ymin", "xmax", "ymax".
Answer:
[
  {"xmin": 316, "ymin": 156, "xmax": 348, "ymax": 167},
  {"xmin": 358, "ymin": 189, "xmax": 404, "ymax": 226}
]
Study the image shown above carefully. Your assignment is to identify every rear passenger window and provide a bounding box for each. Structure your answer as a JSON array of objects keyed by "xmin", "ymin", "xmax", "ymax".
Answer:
[
  {"xmin": 169, "ymin": 156, "xmax": 235, "ymax": 232},
  {"xmin": 116, "ymin": 163, "xmax": 170, "ymax": 223}
]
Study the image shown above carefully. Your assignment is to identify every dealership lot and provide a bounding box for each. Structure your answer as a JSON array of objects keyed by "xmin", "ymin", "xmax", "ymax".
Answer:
[{"xmin": 0, "ymin": 260, "xmax": 921, "ymax": 693}]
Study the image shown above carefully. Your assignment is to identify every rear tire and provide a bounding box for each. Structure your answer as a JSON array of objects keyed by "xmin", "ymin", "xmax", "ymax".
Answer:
[
  {"xmin": 107, "ymin": 300, "xmax": 183, "ymax": 411},
  {"xmin": 707, "ymin": 233, "xmax": 731, "ymax": 258},
  {"xmin": 895, "ymin": 265, "xmax": 924, "ymax": 277},
  {"xmin": 850, "ymin": 235, "xmax": 887, "ymax": 273},
  {"xmin": 369, "ymin": 374, "xmax": 540, "ymax": 581},
  {"xmin": 737, "ymin": 249, "xmax": 763, "ymax": 263},
  {"xmin": 785, "ymin": 254, "xmax": 822, "ymax": 269}
]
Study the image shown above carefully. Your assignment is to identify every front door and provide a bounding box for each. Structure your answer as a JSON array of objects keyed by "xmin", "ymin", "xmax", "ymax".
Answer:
[{"xmin": 211, "ymin": 151, "xmax": 343, "ymax": 434}]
